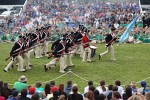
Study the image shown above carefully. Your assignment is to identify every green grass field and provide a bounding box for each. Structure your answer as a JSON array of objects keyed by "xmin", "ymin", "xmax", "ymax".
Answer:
[{"xmin": 0, "ymin": 43, "xmax": 150, "ymax": 92}]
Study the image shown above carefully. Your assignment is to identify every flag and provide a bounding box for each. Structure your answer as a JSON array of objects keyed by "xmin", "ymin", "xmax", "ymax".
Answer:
[{"xmin": 119, "ymin": 15, "xmax": 140, "ymax": 44}]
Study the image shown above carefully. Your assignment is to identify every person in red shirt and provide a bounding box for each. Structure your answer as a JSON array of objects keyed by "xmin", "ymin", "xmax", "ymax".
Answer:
[{"xmin": 82, "ymin": 28, "xmax": 92, "ymax": 62}]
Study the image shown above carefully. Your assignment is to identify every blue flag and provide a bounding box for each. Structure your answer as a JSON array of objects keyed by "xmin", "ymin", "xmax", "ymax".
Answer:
[{"xmin": 119, "ymin": 15, "xmax": 140, "ymax": 44}]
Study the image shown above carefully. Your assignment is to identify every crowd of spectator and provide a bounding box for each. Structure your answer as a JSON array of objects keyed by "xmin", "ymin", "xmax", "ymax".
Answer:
[
  {"xmin": 0, "ymin": 75, "xmax": 150, "ymax": 100},
  {"xmin": 0, "ymin": 0, "xmax": 149, "ymax": 44}
]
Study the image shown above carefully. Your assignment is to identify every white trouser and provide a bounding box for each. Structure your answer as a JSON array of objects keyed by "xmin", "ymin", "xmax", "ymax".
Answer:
[
  {"xmin": 45, "ymin": 56, "xmax": 66, "ymax": 72},
  {"xmin": 23, "ymin": 52, "xmax": 30, "ymax": 69},
  {"xmin": 64, "ymin": 54, "xmax": 74, "ymax": 67},
  {"xmin": 82, "ymin": 47, "xmax": 92, "ymax": 62},
  {"xmin": 100, "ymin": 45, "xmax": 115, "ymax": 60},
  {"xmin": 43, "ymin": 41, "xmax": 49, "ymax": 56},
  {"xmin": 5, "ymin": 55, "xmax": 24, "ymax": 71},
  {"xmin": 34, "ymin": 46, "xmax": 41, "ymax": 58},
  {"xmin": 71, "ymin": 44, "xmax": 83, "ymax": 58}
]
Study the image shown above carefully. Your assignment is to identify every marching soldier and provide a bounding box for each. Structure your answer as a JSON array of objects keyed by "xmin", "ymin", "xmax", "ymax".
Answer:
[
  {"xmin": 82, "ymin": 28, "xmax": 92, "ymax": 62},
  {"xmin": 39, "ymin": 27, "xmax": 48, "ymax": 57},
  {"xmin": 71, "ymin": 25, "xmax": 83, "ymax": 56},
  {"xmin": 44, "ymin": 38, "xmax": 67, "ymax": 73},
  {"xmin": 32, "ymin": 29, "xmax": 40, "ymax": 58},
  {"xmin": 4, "ymin": 36, "xmax": 26, "ymax": 72},
  {"xmin": 64, "ymin": 33, "xmax": 75, "ymax": 68},
  {"xmin": 22, "ymin": 34, "xmax": 32, "ymax": 70},
  {"xmin": 99, "ymin": 28, "xmax": 117, "ymax": 61}
]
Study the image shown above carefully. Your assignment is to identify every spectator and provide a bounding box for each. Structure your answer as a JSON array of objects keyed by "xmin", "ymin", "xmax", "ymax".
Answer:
[
  {"xmin": 112, "ymin": 91, "xmax": 121, "ymax": 100},
  {"xmin": 145, "ymin": 92, "xmax": 150, "ymax": 100},
  {"xmin": 27, "ymin": 86, "xmax": 36, "ymax": 99},
  {"xmin": 35, "ymin": 82, "xmax": 44, "ymax": 98},
  {"xmin": 31, "ymin": 94, "xmax": 40, "ymax": 100},
  {"xmin": 42, "ymin": 84, "xmax": 51, "ymax": 99},
  {"xmin": 64, "ymin": 80, "xmax": 72, "ymax": 96},
  {"xmin": 49, "ymin": 90, "xmax": 59, "ymax": 100},
  {"xmin": 84, "ymin": 80, "xmax": 93, "ymax": 94},
  {"xmin": 18, "ymin": 89, "xmax": 30, "ymax": 100},
  {"xmin": 13, "ymin": 75, "xmax": 28, "ymax": 93},
  {"xmin": 85, "ymin": 90, "xmax": 94, "ymax": 100},
  {"xmin": 105, "ymin": 84, "xmax": 113, "ymax": 96},
  {"xmin": 115, "ymin": 80, "xmax": 124, "ymax": 95},
  {"xmin": 94, "ymin": 90, "xmax": 99, "ymax": 100},
  {"xmin": 122, "ymin": 86, "xmax": 132, "ymax": 100},
  {"xmin": 50, "ymin": 81, "xmax": 58, "ymax": 93},
  {"xmin": 68, "ymin": 84, "xmax": 83, "ymax": 100},
  {"xmin": 0, "ymin": 86, "xmax": 10, "ymax": 99},
  {"xmin": 0, "ymin": 92, "xmax": 5, "ymax": 100},
  {"xmin": 107, "ymin": 86, "xmax": 118, "ymax": 100},
  {"xmin": 58, "ymin": 84, "xmax": 67, "ymax": 100},
  {"xmin": 98, "ymin": 94, "xmax": 106, "ymax": 100},
  {"xmin": 58, "ymin": 95, "xmax": 65, "ymax": 100},
  {"xmin": 7, "ymin": 90, "xmax": 19, "ymax": 100},
  {"xmin": 138, "ymin": 81, "xmax": 147, "ymax": 95},
  {"xmin": 96, "ymin": 80, "xmax": 108, "ymax": 95},
  {"xmin": 128, "ymin": 94, "xmax": 143, "ymax": 100}
]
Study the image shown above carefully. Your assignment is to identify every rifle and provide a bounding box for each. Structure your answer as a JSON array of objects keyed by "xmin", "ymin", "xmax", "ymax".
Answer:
[
  {"xmin": 5, "ymin": 43, "xmax": 41, "ymax": 61},
  {"xmin": 105, "ymin": 37, "xmax": 117, "ymax": 48}
]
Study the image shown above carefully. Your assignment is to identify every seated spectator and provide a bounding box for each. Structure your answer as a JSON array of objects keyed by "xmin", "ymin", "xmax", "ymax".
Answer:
[
  {"xmin": 7, "ymin": 90, "xmax": 19, "ymax": 100},
  {"xmin": 49, "ymin": 90, "xmax": 59, "ymax": 100},
  {"xmin": 68, "ymin": 84, "xmax": 83, "ymax": 100},
  {"xmin": 13, "ymin": 75, "xmax": 28, "ymax": 93},
  {"xmin": 50, "ymin": 81, "xmax": 58, "ymax": 93},
  {"xmin": 128, "ymin": 94, "xmax": 143, "ymax": 100},
  {"xmin": 107, "ymin": 86, "xmax": 118, "ymax": 100},
  {"xmin": 112, "ymin": 91, "xmax": 121, "ymax": 100},
  {"xmin": 58, "ymin": 95, "xmax": 65, "ymax": 100},
  {"xmin": 27, "ymin": 86, "xmax": 36, "ymax": 99},
  {"xmin": 84, "ymin": 80, "xmax": 93, "ymax": 94},
  {"xmin": 0, "ymin": 81, "xmax": 3, "ymax": 90},
  {"xmin": 85, "ymin": 90, "xmax": 94, "ymax": 100},
  {"xmin": 35, "ymin": 82, "xmax": 44, "ymax": 98},
  {"xmin": 18, "ymin": 89, "xmax": 30, "ymax": 100},
  {"xmin": 94, "ymin": 90, "xmax": 99, "ymax": 100},
  {"xmin": 98, "ymin": 94, "xmax": 106, "ymax": 100},
  {"xmin": 105, "ymin": 84, "xmax": 113, "ymax": 96},
  {"xmin": 96, "ymin": 80, "xmax": 108, "ymax": 95},
  {"xmin": 42, "ymin": 83, "xmax": 51, "ymax": 99},
  {"xmin": 138, "ymin": 81, "xmax": 147, "ymax": 95},
  {"xmin": 64, "ymin": 80, "xmax": 72, "ymax": 96},
  {"xmin": 122, "ymin": 85, "xmax": 132, "ymax": 100},
  {"xmin": 3, "ymin": 83, "xmax": 12, "ymax": 95},
  {"xmin": 127, "ymin": 34, "xmax": 134, "ymax": 43},
  {"xmin": 145, "ymin": 92, "xmax": 150, "ymax": 100},
  {"xmin": 0, "ymin": 83, "xmax": 11, "ymax": 99},
  {"xmin": 0, "ymin": 92, "xmax": 5, "ymax": 100},
  {"xmin": 31, "ymin": 94, "xmax": 40, "ymax": 100},
  {"xmin": 115, "ymin": 80, "xmax": 124, "ymax": 95},
  {"xmin": 130, "ymin": 81, "xmax": 138, "ymax": 93},
  {"xmin": 58, "ymin": 84, "xmax": 67, "ymax": 100}
]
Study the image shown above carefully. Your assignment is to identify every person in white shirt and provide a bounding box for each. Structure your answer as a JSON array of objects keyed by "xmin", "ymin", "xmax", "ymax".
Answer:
[
  {"xmin": 114, "ymin": 22, "xmax": 120, "ymax": 29},
  {"xmin": 127, "ymin": 34, "xmax": 134, "ymax": 43},
  {"xmin": 96, "ymin": 80, "xmax": 108, "ymax": 95},
  {"xmin": 115, "ymin": 80, "xmax": 124, "ymax": 95},
  {"xmin": 84, "ymin": 81, "xmax": 93, "ymax": 94}
]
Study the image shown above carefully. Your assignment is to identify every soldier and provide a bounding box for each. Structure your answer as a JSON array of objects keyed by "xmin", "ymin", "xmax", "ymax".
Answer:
[
  {"xmin": 22, "ymin": 34, "xmax": 32, "ymax": 70},
  {"xmin": 39, "ymin": 27, "xmax": 48, "ymax": 57},
  {"xmin": 71, "ymin": 25, "xmax": 83, "ymax": 56},
  {"xmin": 82, "ymin": 28, "xmax": 92, "ymax": 62},
  {"xmin": 32, "ymin": 29, "xmax": 40, "ymax": 58},
  {"xmin": 99, "ymin": 28, "xmax": 117, "ymax": 61},
  {"xmin": 64, "ymin": 32, "xmax": 75, "ymax": 68},
  {"xmin": 4, "ymin": 36, "xmax": 26, "ymax": 72},
  {"xmin": 44, "ymin": 38, "xmax": 67, "ymax": 73}
]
